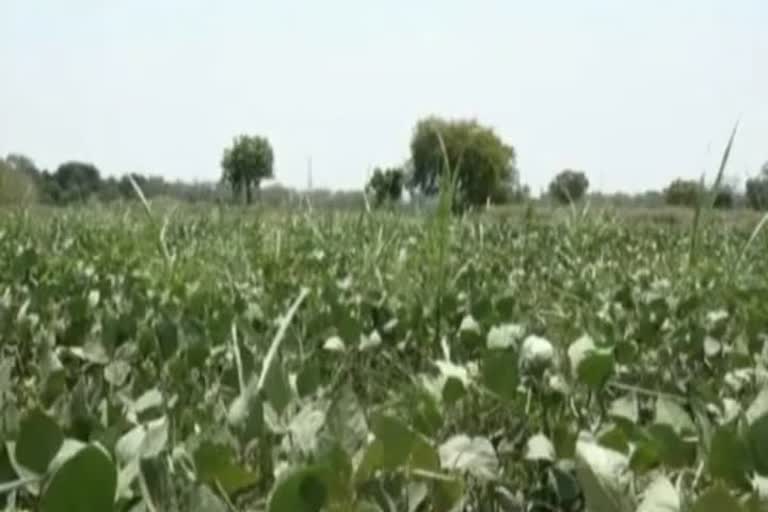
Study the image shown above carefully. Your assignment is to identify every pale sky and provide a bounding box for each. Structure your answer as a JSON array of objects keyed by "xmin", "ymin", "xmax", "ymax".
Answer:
[{"xmin": 1, "ymin": 1, "xmax": 766, "ymax": 193}]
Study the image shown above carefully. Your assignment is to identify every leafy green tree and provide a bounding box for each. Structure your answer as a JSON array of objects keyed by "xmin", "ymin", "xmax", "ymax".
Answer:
[
  {"xmin": 221, "ymin": 135, "xmax": 274, "ymax": 204},
  {"xmin": 664, "ymin": 179, "xmax": 700, "ymax": 207},
  {"xmin": 0, "ymin": 157, "xmax": 38, "ymax": 205},
  {"xmin": 548, "ymin": 170, "xmax": 589, "ymax": 204},
  {"xmin": 366, "ymin": 167, "xmax": 404, "ymax": 207},
  {"xmin": 52, "ymin": 161, "xmax": 102, "ymax": 203},
  {"xmin": 410, "ymin": 117, "xmax": 519, "ymax": 209},
  {"xmin": 5, "ymin": 153, "xmax": 40, "ymax": 178},
  {"xmin": 712, "ymin": 187, "xmax": 734, "ymax": 209},
  {"xmin": 746, "ymin": 162, "xmax": 768, "ymax": 211}
]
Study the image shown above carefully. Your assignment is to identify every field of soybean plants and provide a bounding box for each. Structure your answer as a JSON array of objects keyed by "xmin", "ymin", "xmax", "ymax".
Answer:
[{"xmin": 2, "ymin": 204, "xmax": 768, "ymax": 512}]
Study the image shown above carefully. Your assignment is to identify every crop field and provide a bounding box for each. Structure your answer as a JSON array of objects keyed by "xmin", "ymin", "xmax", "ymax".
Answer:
[{"xmin": 2, "ymin": 205, "xmax": 768, "ymax": 511}]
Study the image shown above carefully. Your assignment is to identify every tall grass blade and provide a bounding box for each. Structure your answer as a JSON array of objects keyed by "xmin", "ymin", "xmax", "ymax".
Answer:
[
  {"xmin": 127, "ymin": 174, "xmax": 153, "ymax": 219},
  {"xmin": 689, "ymin": 121, "xmax": 738, "ymax": 266},
  {"xmin": 738, "ymin": 211, "xmax": 768, "ymax": 265}
]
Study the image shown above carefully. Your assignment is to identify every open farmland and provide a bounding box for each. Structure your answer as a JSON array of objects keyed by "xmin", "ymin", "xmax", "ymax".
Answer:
[{"xmin": 2, "ymin": 206, "xmax": 768, "ymax": 511}]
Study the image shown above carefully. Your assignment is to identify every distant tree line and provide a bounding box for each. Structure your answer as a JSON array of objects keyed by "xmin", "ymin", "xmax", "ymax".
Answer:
[
  {"xmin": 0, "ymin": 152, "xmax": 365, "ymax": 209},
  {"xmin": 0, "ymin": 154, "xmax": 223, "ymax": 205},
  {"xmin": 3, "ymin": 117, "xmax": 768, "ymax": 212}
]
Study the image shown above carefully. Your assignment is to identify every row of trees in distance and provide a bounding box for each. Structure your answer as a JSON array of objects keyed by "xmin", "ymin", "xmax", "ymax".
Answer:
[
  {"xmin": 361, "ymin": 116, "xmax": 768, "ymax": 211},
  {"xmin": 0, "ymin": 154, "xmax": 223, "ymax": 205},
  {"xmin": 3, "ymin": 115, "xmax": 768, "ymax": 210}
]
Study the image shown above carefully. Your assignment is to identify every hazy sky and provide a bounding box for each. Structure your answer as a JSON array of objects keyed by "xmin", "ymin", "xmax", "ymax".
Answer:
[{"xmin": 1, "ymin": 1, "xmax": 766, "ymax": 193}]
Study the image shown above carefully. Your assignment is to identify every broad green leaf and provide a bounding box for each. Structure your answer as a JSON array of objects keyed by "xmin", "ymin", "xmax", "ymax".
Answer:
[
  {"xmin": 355, "ymin": 439, "xmax": 384, "ymax": 483},
  {"xmin": 458, "ymin": 315, "xmax": 481, "ymax": 346},
  {"xmin": 103, "ymin": 360, "xmax": 131, "ymax": 387},
  {"xmin": 288, "ymin": 402, "xmax": 327, "ymax": 455},
  {"xmin": 609, "ymin": 393, "xmax": 639, "ymax": 423},
  {"xmin": 709, "ymin": 424, "xmax": 753, "ymax": 489},
  {"xmin": 647, "ymin": 424, "xmax": 696, "ymax": 469},
  {"xmin": 155, "ymin": 317, "xmax": 178, "ymax": 360},
  {"xmin": 356, "ymin": 501, "xmax": 384, "ymax": 512},
  {"xmin": 40, "ymin": 444, "xmax": 117, "ymax": 512},
  {"xmin": 568, "ymin": 335, "xmax": 613, "ymax": 388},
  {"xmin": 65, "ymin": 337, "xmax": 109, "ymax": 364},
  {"xmin": 130, "ymin": 388, "xmax": 164, "ymax": 421},
  {"xmin": 322, "ymin": 335, "xmax": 345, "ymax": 352},
  {"xmin": 116, "ymin": 418, "xmax": 168, "ymax": 464},
  {"xmin": 520, "ymin": 335, "xmax": 555, "ymax": 370},
  {"xmin": 268, "ymin": 466, "xmax": 328, "ymax": 512},
  {"xmin": 568, "ymin": 334, "xmax": 596, "ymax": 376},
  {"xmin": 193, "ymin": 441, "xmax": 258, "ymax": 495},
  {"xmin": 525, "ymin": 433, "xmax": 555, "ymax": 462},
  {"xmin": 140, "ymin": 417, "xmax": 169, "ymax": 459},
  {"xmin": 577, "ymin": 350, "xmax": 614, "ymax": 389},
  {"xmin": 115, "ymin": 426, "xmax": 145, "ymax": 464},
  {"xmin": 574, "ymin": 434, "xmax": 633, "ymax": 512},
  {"xmin": 49, "ymin": 439, "xmax": 87, "ymax": 475},
  {"xmin": 438, "ymin": 434, "xmax": 499, "ymax": 481},
  {"xmin": 486, "ymin": 323, "xmax": 523, "ymax": 350},
  {"xmin": 433, "ymin": 360, "xmax": 472, "ymax": 388},
  {"xmin": 314, "ymin": 442, "xmax": 353, "ymax": 503},
  {"xmin": 227, "ymin": 391, "xmax": 264, "ymax": 444},
  {"xmin": 637, "ymin": 475, "xmax": 679, "ymax": 512},
  {"xmin": 263, "ymin": 360, "xmax": 293, "ymax": 415},
  {"xmin": 597, "ymin": 426, "xmax": 629, "ymax": 454},
  {"xmin": 553, "ymin": 421, "xmax": 578, "ymax": 459},
  {"xmin": 550, "ymin": 465, "xmax": 580, "ymax": 506},
  {"xmin": 690, "ymin": 484, "xmax": 744, "ymax": 512},
  {"xmin": 0, "ymin": 358, "xmax": 13, "ymax": 393},
  {"xmin": 322, "ymin": 386, "xmax": 368, "ymax": 455},
  {"xmin": 16, "ymin": 409, "xmax": 63, "ymax": 474},
  {"xmin": 410, "ymin": 434, "xmax": 440, "ymax": 472},
  {"xmin": 747, "ymin": 387, "xmax": 768, "ymax": 424},
  {"xmin": 188, "ymin": 484, "xmax": 228, "ymax": 512},
  {"xmin": 406, "ymin": 481, "xmax": 428, "ymax": 512},
  {"xmin": 139, "ymin": 457, "xmax": 173, "ymax": 509},
  {"xmin": 443, "ymin": 376, "xmax": 466, "ymax": 405},
  {"xmin": 482, "ymin": 350, "xmax": 518, "ymax": 400},
  {"xmin": 748, "ymin": 414, "xmax": 768, "ymax": 475},
  {"xmin": 359, "ymin": 329, "xmax": 382, "ymax": 351},
  {"xmin": 370, "ymin": 413, "xmax": 414, "ymax": 470},
  {"xmin": 296, "ymin": 359, "xmax": 322, "ymax": 398},
  {"xmin": 432, "ymin": 476, "xmax": 465, "ymax": 512},
  {"xmin": 0, "ymin": 443, "xmax": 19, "ymax": 507},
  {"xmin": 655, "ymin": 397, "xmax": 695, "ymax": 435}
]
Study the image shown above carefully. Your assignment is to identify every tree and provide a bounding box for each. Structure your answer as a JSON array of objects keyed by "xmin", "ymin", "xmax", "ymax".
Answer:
[
  {"xmin": 0, "ymin": 158, "xmax": 38, "ymax": 205},
  {"xmin": 663, "ymin": 179, "xmax": 700, "ymax": 207},
  {"xmin": 52, "ymin": 161, "xmax": 102, "ymax": 203},
  {"xmin": 5, "ymin": 153, "xmax": 40, "ymax": 178},
  {"xmin": 366, "ymin": 167, "xmax": 404, "ymax": 207},
  {"xmin": 548, "ymin": 170, "xmax": 589, "ymax": 204},
  {"xmin": 713, "ymin": 187, "xmax": 734, "ymax": 209},
  {"xmin": 410, "ymin": 117, "xmax": 520, "ymax": 209},
  {"xmin": 746, "ymin": 162, "xmax": 768, "ymax": 211},
  {"xmin": 221, "ymin": 135, "xmax": 274, "ymax": 204}
]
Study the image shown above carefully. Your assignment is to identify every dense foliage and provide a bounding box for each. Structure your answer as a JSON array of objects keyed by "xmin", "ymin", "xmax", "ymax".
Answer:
[
  {"xmin": 664, "ymin": 179, "xmax": 735, "ymax": 210},
  {"xmin": 548, "ymin": 170, "xmax": 589, "ymax": 204},
  {"xmin": 664, "ymin": 179, "xmax": 701, "ymax": 207},
  {"xmin": 221, "ymin": 136, "xmax": 275, "ymax": 204},
  {"xmin": 410, "ymin": 117, "xmax": 520, "ymax": 208},
  {"xmin": 365, "ymin": 167, "xmax": 404, "ymax": 207},
  {"xmin": 0, "ymin": 158, "xmax": 38, "ymax": 205},
  {"xmin": 1, "ymin": 206, "xmax": 768, "ymax": 511},
  {"xmin": 1, "ymin": 154, "xmax": 223, "ymax": 205},
  {"xmin": 746, "ymin": 164, "xmax": 768, "ymax": 211}
]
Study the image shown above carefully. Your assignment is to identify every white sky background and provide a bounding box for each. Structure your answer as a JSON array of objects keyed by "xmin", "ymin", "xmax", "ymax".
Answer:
[{"xmin": 1, "ymin": 1, "xmax": 766, "ymax": 193}]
